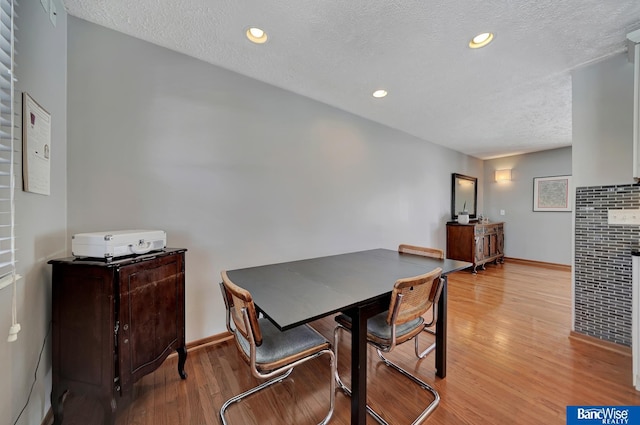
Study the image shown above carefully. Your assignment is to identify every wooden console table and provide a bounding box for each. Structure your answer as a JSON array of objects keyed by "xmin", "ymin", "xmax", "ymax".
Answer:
[
  {"xmin": 49, "ymin": 248, "xmax": 187, "ymax": 425},
  {"xmin": 446, "ymin": 222, "xmax": 504, "ymax": 273}
]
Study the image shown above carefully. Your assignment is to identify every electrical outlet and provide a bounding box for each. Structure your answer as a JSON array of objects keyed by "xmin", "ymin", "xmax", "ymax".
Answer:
[
  {"xmin": 500, "ymin": 209, "xmax": 505, "ymax": 216},
  {"xmin": 49, "ymin": 0, "xmax": 57, "ymax": 27},
  {"xmin": 608, "ymin": 209, "xmax": 640, "ymax": 225}
]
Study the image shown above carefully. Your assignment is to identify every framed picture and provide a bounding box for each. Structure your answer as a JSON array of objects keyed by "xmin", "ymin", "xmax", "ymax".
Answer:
[
  {"xmin": 22, "ymin": 92, "xmax": 51, "ymax": 195},
  {"xmin": 533, "ymin": 175, "xmax": 572, "ymax": 212}
]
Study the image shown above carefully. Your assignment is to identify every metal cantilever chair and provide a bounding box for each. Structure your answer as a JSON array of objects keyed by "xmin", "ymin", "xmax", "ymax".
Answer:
[
  {"xmin": 219, "ymin": 271, "xmax": 336, "ymax": 425},
  {"xmin": 333, "ymin": 267, "xmax": 444, "ymax": 425},
  {"xmin": 398, "ymin": 244, "xmax": 444, "ymax": 358}
]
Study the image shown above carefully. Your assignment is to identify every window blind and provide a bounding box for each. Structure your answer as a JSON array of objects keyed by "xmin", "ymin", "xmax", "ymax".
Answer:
[{"xmin": 0, "ymin": 0, "xmax": 19, "ymax": 342}]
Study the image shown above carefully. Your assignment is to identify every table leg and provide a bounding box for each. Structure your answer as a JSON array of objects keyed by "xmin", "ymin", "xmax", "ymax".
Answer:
[
  {"xmin": 349, "ymin": 307, "xmax": 368, "ymax": 425},
  {"xmin": 435, "ymin": 275, "xmax": 448, "ymax": 378}
]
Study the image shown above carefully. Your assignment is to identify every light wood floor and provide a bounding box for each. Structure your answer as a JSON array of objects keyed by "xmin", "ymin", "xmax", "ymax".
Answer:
[{"xmin": 58, "ymin": 261, "xmax": 640, "ymax": 424}]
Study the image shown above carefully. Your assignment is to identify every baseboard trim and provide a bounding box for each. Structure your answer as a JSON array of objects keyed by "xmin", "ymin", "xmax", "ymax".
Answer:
[
  {"xmin": 504, "ymin": 257, "xmax": 571, "ymax": 272},
  {"xmin": 166, "ymin": 331, "xmax": 234, "ymax": 359},
  {"xmin": 569, "ymin": 331, "xmax": 631, "ymax": 357},
  {"xmin": 186, "ymin": 331, "xmax": 234, "ymax": 350}
]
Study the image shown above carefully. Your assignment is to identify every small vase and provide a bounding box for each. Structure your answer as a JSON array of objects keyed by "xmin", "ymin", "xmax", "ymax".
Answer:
[{"xmin": 458, "ymin": 213, "xmax": 469, "ymax": 224}]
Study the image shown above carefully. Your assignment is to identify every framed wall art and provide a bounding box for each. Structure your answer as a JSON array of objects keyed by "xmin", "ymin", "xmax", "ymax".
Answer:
[
  {"xmin": 533, "ymin": 175, "xmax": 572, "ymax": 212},
  {"xmin": 22, "ymin": 92, "xmax": 51, "ymax": 195}
]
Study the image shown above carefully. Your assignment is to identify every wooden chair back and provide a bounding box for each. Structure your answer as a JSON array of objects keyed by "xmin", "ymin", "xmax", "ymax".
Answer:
[
  {"xmin": 220, "ymin": 271, "xmax": 263, "ymax": 346},
  {"xmin": 386, "ymin": 267, "xmax": 443, "ymax": 326},
  {"xmin": 399, "ymin": 243, "xmax": 444, "ymax": 259}
]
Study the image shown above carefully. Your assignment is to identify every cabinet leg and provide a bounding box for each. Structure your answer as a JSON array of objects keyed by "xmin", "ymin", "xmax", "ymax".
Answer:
[
  {"xmin": 472, "ymin": 265, "xmax": 478, "ymax": 274},
  {"xmin": 177, "ymin": 346, "xmax": 188, "ymax": 379},
  {"xmin": 51, "ymin": 389, "xmax": 65, "ymax": 425},
  {"xmin": 102, "ymin": 408, "xmax": 116, "ymax": 425},
  {"xmin": 100, "ymin": 395, "xmax": 117, "ymax": 425}
]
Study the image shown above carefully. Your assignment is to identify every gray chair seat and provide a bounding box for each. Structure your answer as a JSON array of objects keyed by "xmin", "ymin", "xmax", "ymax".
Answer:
[
  {"xmin": 235, "ymin": 318, "xmax": 329, "ymax": 365},
  {"xmin": 335, "ymin": 313, "xmax": 424, "ymax": 343}
]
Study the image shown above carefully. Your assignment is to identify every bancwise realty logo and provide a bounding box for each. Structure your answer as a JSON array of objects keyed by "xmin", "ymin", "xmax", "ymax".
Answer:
[{"xmin": 567, "ymin": 406, "xmax": 640, "ymax": 424}]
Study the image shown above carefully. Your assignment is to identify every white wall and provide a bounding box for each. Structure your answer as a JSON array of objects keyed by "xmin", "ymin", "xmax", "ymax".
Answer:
[
  {"xmin": 484, "ymin": 147, "xmax": 572, "ymax": 265},
  {"xmin": 572, "ymin": 53, "xmax": 635, "ymax": 188},
  {"xmin": 67, "ymin": 17, "xmax": 483, "ymax": 342},
  {"xmin": 1, "ymin": 2, "xmax": 68, "ymax": 425}
]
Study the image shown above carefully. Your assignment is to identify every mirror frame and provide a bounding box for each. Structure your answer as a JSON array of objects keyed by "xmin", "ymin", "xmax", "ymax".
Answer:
[{"xmin": 451, "ymin": 173, "xmax": 478, "ymax": 221}]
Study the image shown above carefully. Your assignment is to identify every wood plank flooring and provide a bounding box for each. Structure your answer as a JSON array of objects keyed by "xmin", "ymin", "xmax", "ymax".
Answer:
[{"xmin": 56, "ymin": 261, "xmax": 640, "ymax": 424}]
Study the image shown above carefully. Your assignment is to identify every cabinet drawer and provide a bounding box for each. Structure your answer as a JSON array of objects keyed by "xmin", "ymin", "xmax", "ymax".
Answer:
[{"xmin": 476, "ymin": 224, "xmax": 499, "ymax": 235}]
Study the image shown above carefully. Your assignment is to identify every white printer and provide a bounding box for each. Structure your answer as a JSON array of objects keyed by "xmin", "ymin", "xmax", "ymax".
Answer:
[{"xmin": 71, "ymin": 229, "xmax": 167, "ymax": 260}]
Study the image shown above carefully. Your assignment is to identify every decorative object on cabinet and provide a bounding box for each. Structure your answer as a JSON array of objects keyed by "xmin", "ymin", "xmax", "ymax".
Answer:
[
  {"xmin": 49, "ymin": 248, "xmax": 187, "ymax": 425},
  {"xmin": 457, "ymin": 208, "xmax": 470, "ymax": 224},
  {"xmin": 446, "ymin": 222, "xmax": 504, "ymax": 273},
  {"xmin": 451, "ymin": 173, "xmax": 477, "ymax": 221},
  {"xmin": 71, "ymin": 229, "xmax": 167, "ymax": 260},
  {"xmin": 533, "ymin": 175, "xmax": 572, "ymax": 212}
]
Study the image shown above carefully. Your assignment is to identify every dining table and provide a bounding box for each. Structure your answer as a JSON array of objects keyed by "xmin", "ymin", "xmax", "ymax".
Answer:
[{"xmin": 224, "ymin": 248, "xmax": 471, "ymax": 425}]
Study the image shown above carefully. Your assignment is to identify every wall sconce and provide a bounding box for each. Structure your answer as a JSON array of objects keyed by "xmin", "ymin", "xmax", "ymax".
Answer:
[{"xmin": 495, "ymin": 169, "xmax": 512, "ymax": 182}]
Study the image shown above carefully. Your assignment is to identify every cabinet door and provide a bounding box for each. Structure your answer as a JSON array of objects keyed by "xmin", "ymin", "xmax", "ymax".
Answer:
[
  {"xmin": 447, "ymin": 224, "xmax": 476, "ymax": 262},
  {"xmin": 496, "ymin": 225, "xmax": 504, "ymax": 255},
  {"xmin": 117, "ymin": 253, "xmax": 185, "ymax": 389},
  {"xmin": 52, "ymin": 265, "xmax": 116, "ymax": 397},
  {"xmin": 487, "ymin": 233, "xmax": 498, "ymax": 257},
  {"xmin": 474, "ymin": 235, "xmax": 484, "ymax": 262},
  {"xmin": 473, "ymin": 225, "xmax": 483, "ymax": 262}
]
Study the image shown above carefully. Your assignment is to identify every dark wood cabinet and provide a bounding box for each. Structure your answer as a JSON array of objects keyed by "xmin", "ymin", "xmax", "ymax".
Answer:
[
  {"xmin": 49, "ymin": 248, "xmax": 187, "ymax": 425},
  {"xmin": 446, "ymin": 222, "xmax": 504, "ymax": 273}
]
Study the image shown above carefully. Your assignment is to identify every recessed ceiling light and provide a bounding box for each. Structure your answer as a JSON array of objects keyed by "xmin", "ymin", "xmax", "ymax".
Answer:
[
  {"xmin": 246, "ymin": 27, "xmax": 268, "ymax": 44},
  {"xmin": 372, "ymin": 89, "xmax": 388, "ymax": 98},
  {"xmin": 469, "ymin": 32, "xmax": 494, "ymax": 49}
]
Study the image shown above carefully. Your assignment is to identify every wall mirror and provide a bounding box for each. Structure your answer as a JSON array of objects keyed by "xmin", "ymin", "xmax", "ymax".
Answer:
[{"xmin": 451, "ymin": 173, "xmax": 477, "ymax": 220}]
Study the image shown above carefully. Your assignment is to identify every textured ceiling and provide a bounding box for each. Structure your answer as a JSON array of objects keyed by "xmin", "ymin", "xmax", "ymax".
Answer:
[{"xmin": 62, "ymin": 0, "xmax": 640, "ymax": 159}]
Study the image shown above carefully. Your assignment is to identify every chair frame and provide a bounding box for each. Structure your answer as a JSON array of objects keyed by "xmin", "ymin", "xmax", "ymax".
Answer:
[
  {"xmin": 398, "ymin": 244, "xmax": 445, "ymax": 357},
  {"xmin": 398, "ymin": 243, "xmax": 444, "ymax": 260},
  {"xmin": 334, "ymin": 268, "xmax": 444, "ymax": 425},
  {"xmin": 219, "ymin": 272, "xmax": 336, "ymax": 425}
]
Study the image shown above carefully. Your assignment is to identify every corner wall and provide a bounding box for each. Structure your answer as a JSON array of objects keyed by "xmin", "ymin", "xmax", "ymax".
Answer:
[
  {"xmin": 484, "ymin": 147, "xmax": 572, "ymax": 265},
  {"xmin": 572, "ymin": 52, "xmax": 635, "ymax": 345},
  {"xmin": 573, "ymin": 53, "xmax": 635, "ymax": 187},
  {"xmin": 1, "ymin": 1, "xmax": 68, "ymax": 425}
]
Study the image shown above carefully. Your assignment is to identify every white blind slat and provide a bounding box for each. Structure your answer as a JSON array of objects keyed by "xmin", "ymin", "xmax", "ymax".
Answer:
[{"xmin": 0, "ymin": 0, "xmax": 18, "ymax": 343}]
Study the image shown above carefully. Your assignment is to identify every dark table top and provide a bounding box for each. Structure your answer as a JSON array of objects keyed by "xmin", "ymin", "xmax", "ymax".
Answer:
[{"xmin": 225, "ymin": 248, "xmax": 470, "ymax": 330}]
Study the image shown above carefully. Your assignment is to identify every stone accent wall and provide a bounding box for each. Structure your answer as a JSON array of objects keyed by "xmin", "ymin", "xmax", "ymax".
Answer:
[{"xmin": 574, "ymin": 184, "xmax": 640, "ymax": 346}]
